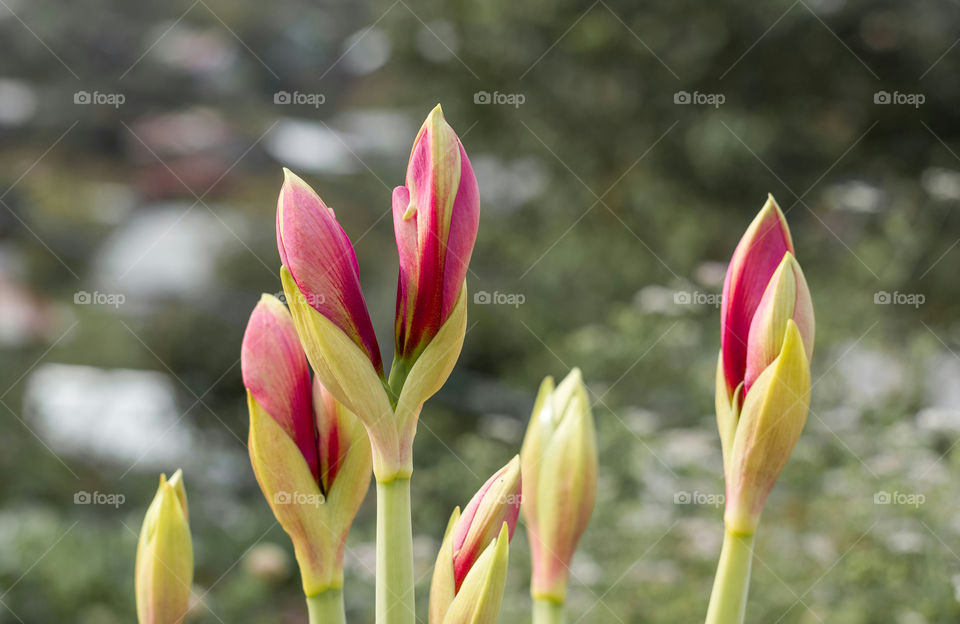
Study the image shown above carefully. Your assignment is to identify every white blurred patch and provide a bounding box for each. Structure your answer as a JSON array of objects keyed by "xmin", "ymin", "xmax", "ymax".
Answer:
[
  {"xmin": 415, "ymin": 20, "xmax": 459, "ymax": 63},
  {"xmin": 24, "ymin": 363, "xmax": 190, "ymax": 468},
  {"xmin": 473, "ymin": 156, "xmax": 549, "ymax": 214},
  {"xmin": 341, "ymin": 27, "xmax": 391, "ymax": 75},
  {"xmin": 922, "ymin": 167, "xmax": 960, "ymax": 201},
  {"xmin": 825, "ymin": 180, "xmax": 884, "ymax": 214},
  {"xmin": 93, "ymin": 205, "xmax": 233, "ymax": 300},
  {"xmin": 0, "ymin": 78, "xmax": 37, "ymax": 126}
]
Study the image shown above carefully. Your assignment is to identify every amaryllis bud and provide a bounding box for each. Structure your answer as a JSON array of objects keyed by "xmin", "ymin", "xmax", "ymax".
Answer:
[
  {"xmin": 393, "ymin": 104, "xmax": 479, "ymax": 367},
  {"xmin": 715, "ymin": 196, "xmax": 815, "ymax": 533},
  {"xmin": 451, "ymin": 456, "xmax": 521, "ymax": 589},
  {"xmin": 242, "ymin": 294, "xmax": 318, "ymax": 480},
  {"xmin": 136, "ymin": 470, "xmax": 192, "ymax": 624},
  {"xmin": 520, "ymin": 368, "xmax": 597, "ymax": 604},
  {"xmin": 242, "ymin": 295, "xmax": 372, "ymax": 596},
  {"xmin": 277, "ymin": 168, "xmax": 383, "ymax": 377},
  {"xmin": 438, "ymin": 524, "xmax": 510, "ymax": 624},
  {"xmin": 429, "ymin": 457, "xmax": 521, "ymax": 622},
  {"xmin": 430, "ymin": 518, "xmax": 512, "ymax": 624}
]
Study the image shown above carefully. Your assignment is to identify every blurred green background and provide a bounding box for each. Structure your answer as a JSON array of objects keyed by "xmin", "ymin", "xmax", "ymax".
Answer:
[{"xmin": 1, "ymin": 0, "xmax": 959, "ymax": 622}]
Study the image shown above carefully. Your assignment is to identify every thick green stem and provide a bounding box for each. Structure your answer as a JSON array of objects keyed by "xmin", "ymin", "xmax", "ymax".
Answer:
[
  {"xmin": 307, "ymin": 588, "xmax": 345, "ymax": 624},
  {"xmin": 705, "ymin": 528, "xmax": 756, "ymax": 624},
  {"xmin": 533, "ymin": 598, "xmax": 565, "ymax": 624},
  {"xmin": 376, "ymin": 477, "xmax": 415, "ymax": 624}
]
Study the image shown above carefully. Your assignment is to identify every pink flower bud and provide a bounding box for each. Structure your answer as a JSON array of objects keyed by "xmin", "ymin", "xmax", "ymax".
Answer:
[
  {"xmin": 393, "ymin": 104, "xmax": 479, "ymax": 365},
  {"xmin": 277, "ymin": 169, "xmax": 383, "ymax": 376}
]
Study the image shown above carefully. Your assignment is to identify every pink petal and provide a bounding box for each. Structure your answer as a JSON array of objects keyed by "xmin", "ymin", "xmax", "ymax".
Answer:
[
  {"xmin": 313, "ymin": 377, "xmax": 344, "ymax": 496},
  {"xmin": 241, "ymin": 295, "xmax": 318, "ymax": 479},
  {"xmin": 720, "ymin": 197, "xmax": 794, "ymax": 398},
  {"xmin": 277, "ymin": 170, "xmax": 384, "ymax": 375}
]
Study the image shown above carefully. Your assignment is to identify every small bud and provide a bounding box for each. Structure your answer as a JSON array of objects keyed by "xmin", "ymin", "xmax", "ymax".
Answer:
[
  {"xmin": 429, "ymin": 458, "xmax": 521, "ymax": 622},
  {"xmin": 136, "ymin": 470, "xmax": 193, "ymax": 624},
  {"xmin": 432, "ymin": 521, "xmax": 510, "ymax": 624},
  {"xmin": 521, "ymin": 369, "xmax": 597, "ymax": 604}
]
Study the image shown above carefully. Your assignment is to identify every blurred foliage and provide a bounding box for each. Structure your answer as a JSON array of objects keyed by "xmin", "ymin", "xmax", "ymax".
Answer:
[{"xmin": 1, "ymin": 0, "xmax": 960, "ymax": 622}]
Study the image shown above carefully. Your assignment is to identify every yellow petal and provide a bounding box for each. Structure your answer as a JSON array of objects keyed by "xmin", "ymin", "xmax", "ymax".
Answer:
[
  {"xmin": 248, "ymin": 392, "xmax": 340, "ymax": 594},
  {"xmin": 725, "ymin": 320, "xmax": 811, "ymax": 533},
  {"xmin": 441, "ymin": 523, "xmax": 509, "ymax": 624},
  {"xmin": 428, "ymin": 508, "xmax": 460, "ymax": 624},
  {"xmin": 136, "ymin": 473, "xmax": 192, "ymax": 624}
]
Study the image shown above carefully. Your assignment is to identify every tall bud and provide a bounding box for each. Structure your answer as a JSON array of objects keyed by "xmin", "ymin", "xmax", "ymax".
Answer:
[
  {"xmin": 716, "ymin": 195, "xmax": 815, "ymax": 532},
  {"xmin": 135, "ymin": 470, "xmax": 193, "ymax": 624},
  {"xmin": 521, "ymin": 368, "xmax": 597, "ymax": 604}
]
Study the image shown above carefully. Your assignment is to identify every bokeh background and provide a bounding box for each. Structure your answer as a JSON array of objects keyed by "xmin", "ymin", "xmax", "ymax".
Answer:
[{"xmin": 1, "ymin": 0, "xmax": 959, "ymax": 622}]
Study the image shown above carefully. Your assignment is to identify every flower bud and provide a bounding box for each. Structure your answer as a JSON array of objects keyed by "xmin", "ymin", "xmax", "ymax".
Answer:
[
  {"xmin": 431, "ymin": 520, "xmax": 511, "ymax": 624},
  {"xmin": 393, "ymin": 104, "xmax": 479, "ymax": 367},
  {"xmin": 277, "ymin": 169, "xmax": 383, "ymax": 376},
  {"xmin": 716, "ymin": 196, "xmax": 815, "ymax": 533},
  {"xmin": 429, "ymin": 458, "xmax": 521, "ymax": 621},
  {"xmin": 136, "ymin": 470, "xmax": 192, "ymax": 624},
  {"xmin": 243, "ymin": 296, "xmax": 372, "ymax": 596},
  {"xmin": 520, "ymin": 368, "xmax": 597, "ymax": 603}
]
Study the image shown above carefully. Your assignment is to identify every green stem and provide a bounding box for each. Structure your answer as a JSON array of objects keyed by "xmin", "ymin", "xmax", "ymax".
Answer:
[
  {"xmin": 376, "ymin": 477, "xmax": 415, "ymax": 624},
  {"xmin": 533, "ymin": 598, "xmax": 565, "ymax": 624},
  {"xmin": 307, "ymin": 588, "xmax": 345, "ymax": 624},
  {"xmin": 705, "ymin": 528, "xmax": 756, "ymax": 624}
]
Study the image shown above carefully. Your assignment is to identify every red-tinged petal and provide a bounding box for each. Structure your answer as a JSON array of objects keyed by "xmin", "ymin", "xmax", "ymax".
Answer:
[
  {"xmin": 277, "ymin": 169, "xmax": 384, "ymax": 376},
  {"xmin": 313, "ymin": 377, "xmax": 345, "ymax": 496},
  {"xmin": 440, "ymin": 142, "xmax": 479, "ymax": 321},
  {"xmin": 451, "ymin": 456, "xmax": 521, "ymax": 590},
  {"xmin": 720, "ymin": 195, "xmax": 794, "ymax": 398},
  {"xmin": 394, "ymin": 105, "xmax": 479, "ymax": 362},
  {"xmin": 241, "ymin": 294, "xmax": 318, "ymax": 480}
]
